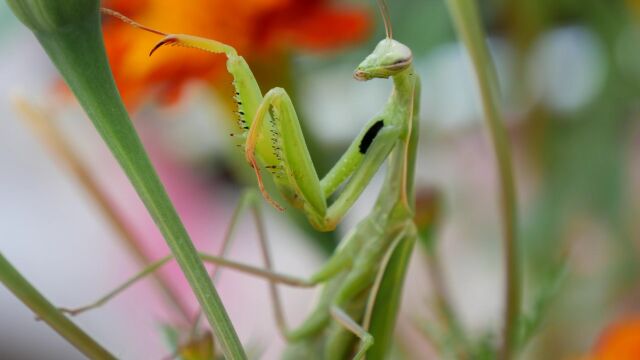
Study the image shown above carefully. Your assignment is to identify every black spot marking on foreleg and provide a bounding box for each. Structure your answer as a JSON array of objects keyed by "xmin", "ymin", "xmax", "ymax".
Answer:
[{"xmin": 359, "ymin": 120, "xmax": 384, "ymax": 154}]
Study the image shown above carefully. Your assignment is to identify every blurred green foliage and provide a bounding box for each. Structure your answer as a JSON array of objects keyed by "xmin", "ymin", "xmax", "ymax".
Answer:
[{"xmin": 348, "ymin": 0, "xmax": 639, "ymax": 358}]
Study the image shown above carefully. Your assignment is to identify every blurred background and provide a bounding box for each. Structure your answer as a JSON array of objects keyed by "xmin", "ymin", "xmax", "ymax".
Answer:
[{"xmin": 1, "ymin": 0, "xmax": 639, "ymax": 359}]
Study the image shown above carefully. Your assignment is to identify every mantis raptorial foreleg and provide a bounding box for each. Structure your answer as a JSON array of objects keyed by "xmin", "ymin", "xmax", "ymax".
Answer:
[
  {"xmin": 91, "ymin": 4, "xmax": 419, "ymax": 358},
  {"xmin": 150, "ymin": 35, "xmax": 403, "ymax": 231},
  {"xmin": 248, "ymin": 86, "xmax": 403, "ymax": 230}
]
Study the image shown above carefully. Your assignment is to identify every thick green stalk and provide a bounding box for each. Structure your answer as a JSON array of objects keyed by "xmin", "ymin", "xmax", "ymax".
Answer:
[
  {"xmin": 0, "ymin": 252, "xmax": 116, "ymax": 359},
  {"xmin": 5, "ymin": 1, "xmax": 245, "ymax": 358},
  {"xmin": 444, "ymin": 0, "xmax": 520, "ymax": 359},
  {"xmin": 15, "ymin": 99, "xmax": 192, "ymax": 323}
]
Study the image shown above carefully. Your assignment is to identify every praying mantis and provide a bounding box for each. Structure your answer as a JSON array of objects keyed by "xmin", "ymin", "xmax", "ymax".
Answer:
[{"xmin": 67, "ymin": 3, "xmax": 423, "ymax": 358}]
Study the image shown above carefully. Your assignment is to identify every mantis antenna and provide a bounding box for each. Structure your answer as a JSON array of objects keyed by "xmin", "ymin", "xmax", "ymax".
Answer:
[
  {"xmin": 100, "ymin": 8, "xmax": 166, "ymax": 37},
  {"xmin": 378, "ymin": 0, "xmax": 393, "ymax": 39}
]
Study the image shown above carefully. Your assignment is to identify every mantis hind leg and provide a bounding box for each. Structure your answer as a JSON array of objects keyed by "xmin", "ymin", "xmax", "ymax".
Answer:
[
  {"xmin": 322, "ymin": 228, "xmax": 409, "ymax": 359},
  {"xmin": 329, "ymin": 306, "xmax": 374, "ymax": 360},
  {"xmin": 58, "ymin": 190, "xmax": 314, "ymax": 335}
]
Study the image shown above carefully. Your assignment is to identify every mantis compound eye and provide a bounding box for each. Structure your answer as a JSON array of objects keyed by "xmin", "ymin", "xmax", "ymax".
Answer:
[{"xmin": 384, "ymin": 57, "xmax": 412, "ymax": 71}]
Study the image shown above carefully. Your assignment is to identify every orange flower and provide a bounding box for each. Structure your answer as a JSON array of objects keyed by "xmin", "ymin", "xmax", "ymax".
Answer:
[
  {"xmin": 628, "ymin": 0, "xmax": 640, "ymax": 19},
  {"xmin": 102, "ymin": 0, "xmax": 371, "ymax": 107},
  {"xmin": 585, "ymin": 315, "xmax": 640, "ymax": 360}
]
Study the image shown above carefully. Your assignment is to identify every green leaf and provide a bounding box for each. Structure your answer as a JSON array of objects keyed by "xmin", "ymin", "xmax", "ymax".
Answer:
[
  {"xmin": 0, "ymin": 252, "xmax": 115, "ymax": 359},
  {"xmin": 5, "ymin": 1, "xmax": 245, "ymax": 358}
]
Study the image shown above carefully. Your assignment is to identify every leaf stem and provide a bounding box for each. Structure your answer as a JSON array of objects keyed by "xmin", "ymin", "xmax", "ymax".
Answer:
[
  {"xmin": 6, "ymin": 2, "xmax": 245, "ymax": 358},
  {"xmin": 0, "ymin": 252, "xmax": 116, "ymax": 360},
  {"xmin": 13, "ymin": 98, "xmax": 193, "ymax": 324},
  {"xmin": 444, "ymin": 0, "xmax": 520, "ymax": 358},
  {"xmin": 425, "ymin": 248, "xmax": 469, "ymax": 357}
]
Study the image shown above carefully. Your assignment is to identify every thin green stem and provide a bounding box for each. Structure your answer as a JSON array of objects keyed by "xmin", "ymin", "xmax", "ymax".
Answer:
[
  {"xmin": 190, "ymin": 191, "xmax": 256, "ymax": 336},
  {"xmin": 14, "ymin": 98, "xmax": 192, "ymax": 324},
  {"xmin": 425, "ymin": 249, "xmax": 469, "ymax": 357},
  {"xmin": 0, "ymin": 252, "xmax": 116, "ymax": 360},
  {"xmin": 444, "ymin": 0, "xmax": 520, "ymax": 358}
]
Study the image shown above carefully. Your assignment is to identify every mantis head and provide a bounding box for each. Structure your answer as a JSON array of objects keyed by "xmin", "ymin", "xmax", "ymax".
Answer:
[
  {"xmin": 353, "ymin": 38, "xmax": 412, "ymax": 81},
  {"xmin": 353, "ymin": 0, "xmax": 411, "ymax": 81}
]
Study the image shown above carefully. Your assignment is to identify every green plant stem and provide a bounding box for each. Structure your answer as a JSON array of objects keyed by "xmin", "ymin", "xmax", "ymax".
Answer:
[
  {"xmin": 444, "ymin": 0, "xmax": 520, "ymax": 358},
  {"xmin": 6, "ymin": 2, "xmax": 245, "ymax": 358},
  {"xmin": 14, "ymin": 99, "xmax": 192, "ymax": 324},
  {"xmin": 425, "ymin": 249, "xmax": 469, "ymax": 357},
  {"xmin": 0, "ymin": 252, "xmax": 116, "ymax": 360}
]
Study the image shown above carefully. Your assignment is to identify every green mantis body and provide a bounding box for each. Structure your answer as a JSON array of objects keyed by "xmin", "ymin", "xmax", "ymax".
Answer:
[
  {"xmin": 61, "ymin": 7, "xmax": 422, "ymax": 359},
  {"xmin": 150, "ymin": 31, "xmax": 421, "ymax": 359},
  {"xmin": 150, "ymin": 32, "xmax": 417, "ymax": 233}
]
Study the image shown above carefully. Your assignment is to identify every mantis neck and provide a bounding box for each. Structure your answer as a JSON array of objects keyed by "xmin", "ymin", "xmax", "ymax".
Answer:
[
  {"xmin": 376, "ymin": 66, "xmax": 420, "ymax": 218},
  {"xmin": 392, "ymin": 67, "xmax": 415, "ymax": 105}
]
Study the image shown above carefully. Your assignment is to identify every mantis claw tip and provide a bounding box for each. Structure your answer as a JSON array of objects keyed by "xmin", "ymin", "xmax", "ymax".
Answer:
[
  {"xmin": 149, "ymin": 37, "xmax": 177, "ymax": 57},
  {"xmin": 58, "ymin": 307, "xmax": 83, "ymax": 317}
]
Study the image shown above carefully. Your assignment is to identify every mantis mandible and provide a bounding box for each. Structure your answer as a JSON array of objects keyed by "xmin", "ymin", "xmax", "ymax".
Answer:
[{"xmin": 69, "ymin": 3, "xmax": 422, "ymax": 358}]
